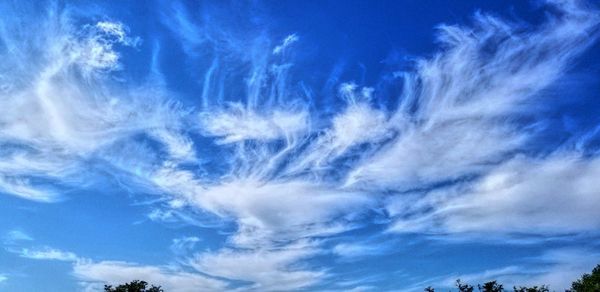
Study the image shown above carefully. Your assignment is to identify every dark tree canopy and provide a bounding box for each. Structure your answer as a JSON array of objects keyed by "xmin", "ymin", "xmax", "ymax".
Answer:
[
  {"xmin": 423, "ymin": 263, "xmax": 600, "ymax": 292},
  {"xmin": 456, "ymin": 279, "xmax": 474, "ymax": 292},
  {"xmin": 104, "ymin": 280, "xmax": 163, "ymax": 292},
  {"xmin": 110, "ymin": 264, "xmax": 600, "ymax": 292},
  {"xmin": 479, "ymin": 280, "xmax": 503, "ymax": 292},
  {"xmin": 513, "ymin": 286, "xmax": 549, "ymax": 292},
  {"xmin": 569, "ymin": 264, "xmax": 600, "ymax": 292}
]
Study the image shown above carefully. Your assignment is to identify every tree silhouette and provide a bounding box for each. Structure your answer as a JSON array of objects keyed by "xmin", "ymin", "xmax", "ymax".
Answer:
[
  {"xmin": 568, "ymin": 264, "xmax": 600, "ymax": 292},
  {"xmin": 456, "ymin": 279, "xmax": 474, "ymax": 292},
  {"xmin": 478, "ymin": 280, "xmax": 503, "ymax": 292},
  {"xmin": 431, "ymin": 281, "xmax": 546, "ymax": 292},
  {"xmin": 104, "ymin": 280, "xmax": 163, "ymax": 292},
  {"xmin": 513, "ymin": 286, "xmax": 549, "ymax": 292}
]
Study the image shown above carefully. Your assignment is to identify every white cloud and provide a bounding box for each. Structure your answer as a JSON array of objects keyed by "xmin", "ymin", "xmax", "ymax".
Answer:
[
  {"xmin": 0, "ymin": 13, "xmax": 134, "ymax": 201},
  {"xmin": 284, "ymin": 85, "xmax": 391, "ymax": 176},
  {"xmin": 151, "ymin": 165, "xmax": 372, "ymax": 244},
  {"xmin": 95, "ymin": 21, "xmax": 140, "ymax": 47},
  {"xmin": 78, "ymin": 21, "xmax": 130, "ymax": 72},
  {"xmin": 9, "ymin": 242, "xmax": 228, "ymax": 292},
  {"xmin": 199, "ymin": 104, "xmax": 308, "ymax": 144},
  {"xmin": 150, "ymin": 128, "xmax": 196, "ymax": 162},
  {"xmin": 346, "ymin": 0, "xmax": 599, "ymax": 191},
  {"xmin": 3, "ymin": 230, "xmax": 33, "ymax": 244},
  {"xmin": 14, "ymin": 244, "xmax": 232, "ymax": 291},
  {"xmin": 330, "ymin": 103, "xmax": 389, "ymax": 149},
  {"xmin": 332, "ymin": 242, "xmax": 384, "ymax": 259},
  {"xmin": 170, "ymin": 236, "xmax": 201, "ymax": 255},
  {"xmin": 196, "ymin": 180, "xmax": 371, "ymax": 246},
  {"xmin": 151, "ymin": 172, "xmax": 368, "ymax": 288},
  {"xmin": 19, "ymin": 247, "xmax": 79, "ymax": 262},
  {"xmin": 0, "ymin": 176, "xmax": 59, "ymax": 202},
  {"xmin": 191, "ymin": 242, "xmax": 323, "ymax": 291},
  {"xmin": 0, "ymin": 5, "xmax": 191, "ymax": 201},
  {"xmin": 389, "ymin": 153, "xmax": 600, "ymax": 234},
  {"xmin": 345, "ymin": 285, "xmax": 377, "ymax": 292},
  {"xmin": 73, "ymin": 260, "xmax": 226, "ymax": 292},
  {"xmin": 330, "ymin": 85, "xmax": 388, "ymax": 152},
  {"xmin": 273, "ymin": 34, "xmax": 299, "ymax": 55},
  {"xmin": 423, "ymin": 248, "xmax": 600, "ymax": 291},
  {"xmin": 149, "ymin": 2, "xmax": 600, "ymax": 289},
  {"xmin": 346, "ymin": 119, "xmax": 525, "ymax": 190}
]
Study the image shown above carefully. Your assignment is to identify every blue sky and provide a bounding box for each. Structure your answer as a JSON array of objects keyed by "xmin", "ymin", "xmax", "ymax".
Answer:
[{"xmin": 1, "ymin": 0, "xmax": 600, "ymax": 291}]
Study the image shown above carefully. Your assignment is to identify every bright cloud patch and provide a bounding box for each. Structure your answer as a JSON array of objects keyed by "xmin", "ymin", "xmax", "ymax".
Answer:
[
  {"xmin": 74, "ymin": 261, "xmax": 226, "ymax": 292},
  {"xmin": 199, "ymin": 105, "xmax": 308, "ymax": 144},
  {"xmin": 19, "ymin": 247, "xmax": 79, "ymax": 262},
  {"xmin": 389, "ymin": 154, "xmax": 600, "ymax": 234}
]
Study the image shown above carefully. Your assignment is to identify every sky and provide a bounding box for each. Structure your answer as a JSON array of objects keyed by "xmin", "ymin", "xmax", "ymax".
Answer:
[{"xmin": 0, "ymin": 0, "xmax": 599, "ymax": 291}]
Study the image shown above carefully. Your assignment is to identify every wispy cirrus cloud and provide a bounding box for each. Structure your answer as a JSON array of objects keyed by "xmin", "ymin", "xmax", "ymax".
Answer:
[
  {"xmin": 414, "ymin": 248, "xmax": 600, "ymax": 292},
  {"xmin": 152, "ymin": 1, "xmax": 599, "ymax": 288},
  {"xmin": 10, "ymin": 243, "xmax": 227, "ymax": 291},
  {"xmin": 389, "ymin": 153, "xmax": 600, "ymax": 235},
  {"xmin": 273, "ymin": 34, "xmax": 299, "ymax": 55},
  {"xmin": 170, "ymin": 236, "xmax": 201, "ymax": 255},
  {"xmin": 190, "ymin": 241, "xmax": 324, "ymax": 291},
  {"xmin": 74, "ymin": 260, "xmax": 226, "ymax": 292},
  {"xmin": 346, "ymin": 0, "xmax": 599, "ymax": 191},
  {"xmin": 0, "ymin": 2, "xmax": 193, "ymax": 202},
  {"xmin": 3, "ymin": 230, "xmax": 33, "ymax": 244},
  {"xmin": 1, "ymin": 0, "xmax": 599, "ymax": 290},
  {"xmin": 19, "ymin": 247, "xmax": 79, "ymax": 262},
  {"xmin": 199, "ymin": 104, "xmax": 309, "ymax": 144}
]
